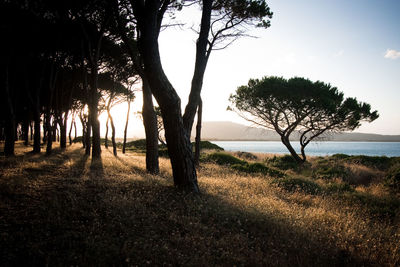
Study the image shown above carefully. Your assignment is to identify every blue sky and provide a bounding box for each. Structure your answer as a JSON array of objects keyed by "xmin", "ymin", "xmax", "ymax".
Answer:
[{"xmin": 105, "ymin": 0, "xmax": 400, "ymax": 137}]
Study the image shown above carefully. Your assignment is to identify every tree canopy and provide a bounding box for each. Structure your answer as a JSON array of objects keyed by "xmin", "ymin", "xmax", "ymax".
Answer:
[{"xmin": 229, "ymin": 76, "xmax": 379, "ymax": 163}]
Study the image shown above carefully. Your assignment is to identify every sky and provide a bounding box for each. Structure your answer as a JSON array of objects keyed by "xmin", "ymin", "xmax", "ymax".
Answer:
[{"xmin": 100, "ymin": 0, "xmax": 400, "ymax": 138}]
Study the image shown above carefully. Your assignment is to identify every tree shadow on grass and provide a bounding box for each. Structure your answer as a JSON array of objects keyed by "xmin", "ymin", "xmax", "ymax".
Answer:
[{"xmin": 1, "ymin": 166, "xmax": 379, "ymax": 266}]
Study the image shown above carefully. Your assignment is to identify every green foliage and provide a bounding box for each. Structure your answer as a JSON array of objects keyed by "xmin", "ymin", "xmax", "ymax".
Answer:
[
  {"xmin": 345, "ymin": 155, "xmax": 392, "ymax": 170},
  {"xmin": 324, "ymin": 183, "xmax": 354, "ymax": 194},
  {"xmin": 192, "ymin": 141, "xmax": 224, "ymax": 151},
  {"xmin": 343, "ymin": 192, "xmax": 400, "ymax": 219},
  {"xmin": 268, "ymin": 155, "xmax": 299, "ymax": 170},
  {"xmin": 312, "ymin": 162, "xmax": 349, "ymax": 180},
  {"xmin": 275, "ymin": 177, "xmax": 322, "ymax": 195},
  {"xmin": 232, "ymin": 162, "xmax": 285, "ymax": 177},
  {"xmin": 124, "ymin": 139, "xmax": 147, "ymax": 149},
  {"xmin": 385, "ymin": 164, "xmax": 400, "ymax": 194},
  {"xmin": 235, "ymin": 151, "xmax": 257, "ymax": 160},
  {"xmin": 331, "ymin": 153, "xmax": 351, "ymax": 160},
  {"xmin": 229, "ymin": 76, "xmax": 379, "ymax": 162},
  {"xmin": 204, "ymin": 152, "xmax": 246, "ymax": 166}
]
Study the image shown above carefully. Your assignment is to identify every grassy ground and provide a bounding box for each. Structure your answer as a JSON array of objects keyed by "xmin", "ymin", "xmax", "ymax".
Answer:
[{"xmin": 0, "ymin": 142, "xmax": 399, "ymax": 266}]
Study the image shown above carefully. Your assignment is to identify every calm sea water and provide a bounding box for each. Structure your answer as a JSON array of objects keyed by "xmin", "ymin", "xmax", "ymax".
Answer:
[{"xmin": 212, "ymin": 141, "xmax": 400, "ymax": 157}]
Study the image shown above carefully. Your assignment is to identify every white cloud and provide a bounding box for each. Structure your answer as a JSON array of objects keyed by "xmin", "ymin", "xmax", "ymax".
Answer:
[
  {"xmin": 384, "ymin": 49, "xmax": 400, "ymax": 59},
  {"xmin": 333, "ymin": 50, "xmax": 344, "ymax": 57}
]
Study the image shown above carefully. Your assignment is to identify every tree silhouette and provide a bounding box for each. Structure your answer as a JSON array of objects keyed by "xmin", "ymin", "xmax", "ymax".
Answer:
[{"xmin": 229, "ymin": 76, "xmax": 379, "ymax": 163}]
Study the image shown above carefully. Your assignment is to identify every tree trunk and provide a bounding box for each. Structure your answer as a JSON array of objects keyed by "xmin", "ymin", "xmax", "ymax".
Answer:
[
  {"xmin": 281, "ymin": 136, "xmax": 303, "ymax": 164},
  {"xmin": 300, "ymin": 145, "xmax": 307, "ymax": 162},
  {"xmin": 4, "ymin": 66, "xmax": 15, "ymax": 156},
  {"xmin": 79, "ymin": 113, "xmax": 86, "ymax": 148},
  {"xmin": 89, "ymin": 66, "xmax": 101, "ymax": 158},
  {"xmin": 30, "ymin": 121, "xmax": 34, "ymax": 141},
  {"xmin": 33, "ymin": 113, "xmax": 41, "ymax": 153},
  {"xmin": 122, "ymin": 99, "xmax": 131, "ymax": 154},
  {"xmin": 182, "ymin": 0, "xmax": 212, "ymax": 134},
  {"xmin": 74, "ymin": 121, "xmax": 77, "ymax": 140},
  {"xmin": 104, "ymin": 116, "xmax": 109, "ymax": 148},
  {"xmin": 85, "ymin": 121, "xmax": 91, "ymax": 155},
  {"xmin": 59, "ymin": 111, "xmax": 68, "ymax": 149},
  {"xmin": 69, "ymin": 117, "xmax": 74, "ymax": 145},
  {"xmin": 107, "ymin": 109, "xmax": 117, "ymax": 156},
  {"xmin": 142, "ymin": 78, "xmax": 159, "ymax": 174},
  {"xmin": 137, "ymin": 5, "xmax": 199, "ymax": 192},
  {"xmin": 45, "ymin": 111, "xmax": 53, "ymax": 155},
  {"xmin": 22, "ymin": 119, "xmax": 29, "ymax": 146},
  {"xmin": 194, "ymin": 98, "xmax": 202, "ymax": 166}
]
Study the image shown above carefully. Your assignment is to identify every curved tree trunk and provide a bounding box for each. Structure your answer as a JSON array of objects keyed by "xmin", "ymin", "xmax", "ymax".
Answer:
[
  {"xmin": 59, "ymin": 111, "xmax": 68, "ymax": 149},
  {"xmin": 4, "ymin": 66, "xmax": 15, "ymax": 156},
  {"xmin": 45, "ymin": 111, "xmax": 53, "ymax": 155},
  {"xmin": 104, "ymin": 116, "xmax": 109, "ymax": 149},
  {"xmin": 142, "ymin": 77, "xmax": 159, "ymax": 174},
  {"xmin": 68, "ymin": 117, "xmax": 74, "ymax": 145},
  {"xmin": 194, "ymin": 98, "xmax": 202, "ymax": 166},
  {"xmin": 138, "ymin": 9, "xmax": 199, "ymax": 192},
  {"xmin": 281, "ymin": 135, "xmax": 304, "ymax": 164},
  {"xmin": 122, "ymin": 99, "xmax": 131, "ymax": 154},
  {"xmin": 107, "ymin": 109, "xmax": 117, "ymax": 156},
  {"xmin": 33, "ymin": 113, "xmax": 41, "ymax": 153}
]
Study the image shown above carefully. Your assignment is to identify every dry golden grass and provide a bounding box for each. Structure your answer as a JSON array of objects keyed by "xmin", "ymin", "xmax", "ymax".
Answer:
[{"xmin": 0, "ymin": 142, "xmax": 399, "ymax": 266}]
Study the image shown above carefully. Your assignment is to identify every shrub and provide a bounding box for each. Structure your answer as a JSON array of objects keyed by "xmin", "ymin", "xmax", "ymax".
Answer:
[
  {"xmin": 231, "ymin": 162, "xmax": 285, "ymax": 178},
  {"xmin": 268, "ymin": 155, "xmax": 299, "ymax": 170},
  {"xmin": 385, "ymin": 164, "xmax": 400, "ymax": 194},
  {"xmin": 192, "ymin": 141, "xmax": 224, "ymax": 151},
  {"xmin": 235, "ymin": 151, "xmax": 257, "ymax": 161},
  {"xmin": 204, "ymin": 152, "xmax": 246, "ymax": 166},
  {"xmin": 331, "ymin": 153, "xmax": 350, "ymax": 160},
  {"xmin": 345, "ymin": 155, "xmax": 392, "ymax": 170},
  {"xmin": 275, "ymin": 177, "xmax": 322, "ymax": 195},
  {"xmin": 324, "ymin": 183, "xmax": 354, "ymax": 194},
  {"xmin": 313, "ymin": 163, "xmax": 349, "ymax": 180}
]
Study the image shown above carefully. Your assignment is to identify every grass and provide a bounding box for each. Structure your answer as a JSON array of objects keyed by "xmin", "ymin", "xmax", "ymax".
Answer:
[{"xmin": 0, "ymin": 142, "xmax": 399, "ymax": 266}]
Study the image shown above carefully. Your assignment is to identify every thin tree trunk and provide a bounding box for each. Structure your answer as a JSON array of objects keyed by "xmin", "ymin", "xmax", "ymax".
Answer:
[
  {"xmin": 59, "ymin": 111, "xmax": 68, "ymax": 148},
  {"xmin": 30, "ymin": 121, "xmax": 34, "ymax": 141},
  {"xmin": 4, "ymin": 66, "xmax": 15, "ymax": 156},
  {"xmin": 138, "ymin": 9, "xmax": 199, "ymax": 192},
  {"xmin": 33, "ymin": 113, "xmax": 41, "ymax": 153},
  {"xmin": 104, "ymin": 116, "xmax": 109, "ymax": 148},
  {"xmin": 45, "ymin": 111, "xmax": 53, "ymax": 155},
  {"xmin": 281, "ymin": 136, "xmax": 303, "ymax": 164},
  {"xmin": 79, "ymin": 113, "xmax": 86, "ymax": 148},
  {"xmin": 23, "ymin": 119, "xmax": 29, "ymax": 146},
  {"xmin": 194, "ymin": 98, "xmax": 202, "ymax": 166},
  {"xmin": 107, "ymin": 109, "xmax": 117, "ymax": 156},
  {"xmin": 142, "ymin": 78, "xmax": 159, "ymax": 174},
  {"xmin": 74, "ymin": 121, "xmax": 77, "ymax": 140},
  {"xmin": 69, "ymin": 117, "xmax": 74, "ymax": 145},
  {"xmin": 122, "ymin": 99, "xmax": 131, "ymax": 154},
  {"xmin": 89, "ymin": 67, "xmax": 101, "ymax": 158},
  {"xmin": 85, "ymin": 121, "xmax": 91, "ymax": 155}
]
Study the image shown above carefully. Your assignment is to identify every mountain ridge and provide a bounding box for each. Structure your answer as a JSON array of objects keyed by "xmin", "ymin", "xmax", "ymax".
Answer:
[{"xmin": 192, "ymin": 121, "xmax": 400, "ymax": 142}]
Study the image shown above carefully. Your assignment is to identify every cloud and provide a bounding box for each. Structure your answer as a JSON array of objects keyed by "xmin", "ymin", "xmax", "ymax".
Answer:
[
  {"xmin": 333, "ymin": 50, "xmax": 344, "ymax": 57},
  {"xmin": 384, "ymin": 49, "xmax": 400, "ymax": 59}
]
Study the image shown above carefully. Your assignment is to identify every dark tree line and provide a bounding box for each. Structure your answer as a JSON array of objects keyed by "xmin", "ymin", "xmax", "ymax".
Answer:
[{"xmin": 1, "ymin": 0, "xmax": 273, "ymax": 193}]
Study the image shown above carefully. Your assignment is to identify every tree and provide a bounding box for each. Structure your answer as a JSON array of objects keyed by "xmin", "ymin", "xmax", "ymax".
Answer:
[
  {"xmin": 113, "ymin": 0, "xmax": 272, "ymax": 192},
  {"xmin": 229, "ymin": 76, "xmax": 379, "ymax": 163}
]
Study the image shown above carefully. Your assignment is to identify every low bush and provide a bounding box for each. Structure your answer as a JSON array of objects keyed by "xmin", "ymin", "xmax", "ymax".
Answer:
[
  {"xmin": 385, "ymin": 164, "xmax": 400, "ymax": 194},
  {"xmin": 268, "ymin": 155, "xmax": 299, "ymax": 170},
  {"xmin": 203, "ymin": 152, "xmax": 246, "ymax": 166},
  {"xmin": 274, "ymin": 177, "xmax": 322, "ymax": 195},
  {"xmin": 234, "ymin": 151, "xmax": 257, "ymax": 161},
  {"xmin": 324, "ymin": 183, "xmax": 354, "ymax": 194},
  {"xmin": 231, "ymin": 162, "xmax": 285, "ymax": 178},
  {"xmin": 192, "ymin": 141, "xmax": 224, "ymax": 151},
  {"xmin": 312, "ymin": 163, "xmax": 349, "ymax": 180},
  {"xmin": 345, "ymin": 155, "xmax": 392, "ymax": 170}
]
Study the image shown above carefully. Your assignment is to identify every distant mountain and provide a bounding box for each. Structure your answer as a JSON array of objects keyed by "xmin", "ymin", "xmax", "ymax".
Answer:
[{"xmin": 193, "ymin": 121, "xmax": 400, "ymax": 142}]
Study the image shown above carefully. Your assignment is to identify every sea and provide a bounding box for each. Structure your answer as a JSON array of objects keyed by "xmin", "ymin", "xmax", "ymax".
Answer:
[{"xmin": 212, "ymin": 141, "xmax": 400, "ymax": 157}]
